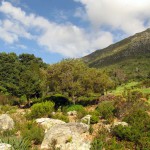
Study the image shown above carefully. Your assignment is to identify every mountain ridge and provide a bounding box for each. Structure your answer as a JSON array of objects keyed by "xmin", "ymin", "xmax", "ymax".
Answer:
[{"xmin": 83, "ymin": 28, "xmax": 150, "ymax": 68}]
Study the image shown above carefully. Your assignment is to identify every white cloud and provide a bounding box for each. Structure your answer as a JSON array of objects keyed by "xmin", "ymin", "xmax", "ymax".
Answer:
[
  {"xmin": 75, "ymin": 0, "xmax": 150, "ymax": 35},
  {"xmin": 0, "ymin": 1, "xmax": 113, "ymax": 57}
]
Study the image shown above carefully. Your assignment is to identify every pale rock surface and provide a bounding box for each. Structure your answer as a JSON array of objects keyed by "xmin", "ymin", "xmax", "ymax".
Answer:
[
  {"xmin": 36, "ymin": 118, "xmax": 66, "ymax": 132},
  {"xmin": 113, "ymin": 121, "xmax": 128, "ymax": 127},
  {"xmin": 41, "ymin": 122, "xmax": 90, "ymax": 150},
  {"xmin": 0, "ymin": 143, "xmax": 13, "ymax": 150},
  {"xmin": 0, "ymin": 114, "xmax": 14, "ymax": 131}
]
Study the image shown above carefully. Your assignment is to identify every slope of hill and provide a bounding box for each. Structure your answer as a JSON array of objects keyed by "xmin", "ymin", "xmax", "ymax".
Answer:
[{"xmin": 83, "ymin": 29, "xmax": 150, "ymax": 77}]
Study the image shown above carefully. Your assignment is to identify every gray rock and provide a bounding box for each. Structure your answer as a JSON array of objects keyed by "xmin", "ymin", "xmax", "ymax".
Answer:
[
  {"xmin": 0, "ymin": 143, "xmax": 13, "ymax": 150},
  {"xmin": 0, "ymin": 114, "xmax": 14, "ymax": 131},
  {"xmin": 36, "ymin": 118, "xmax": 66, "ymax": 132},
  {"xmin": 113, "ymin": 121, "xmax": 128, "ymax": 127},
  {"xmin": 41, "ymin": 122, "xmax": 90, "ymax": 150}
]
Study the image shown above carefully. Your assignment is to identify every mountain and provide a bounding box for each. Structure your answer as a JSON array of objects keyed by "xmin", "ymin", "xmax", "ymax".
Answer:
[{"xmin": 82, "ymin": 29, "xmax": 150, "ymax": 78}]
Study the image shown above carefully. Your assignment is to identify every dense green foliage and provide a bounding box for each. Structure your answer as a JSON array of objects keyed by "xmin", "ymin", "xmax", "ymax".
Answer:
[
  {"xmin": 96, "ymin": 101, "xmax": 115, "ymax": 119},
  {"xmin": 83, "ymin": 29, "xmax": 150, "ymax": 80},
  {"xmin": 0, "ymin": 52, "xmax": 46, "ymax": 105},
  {"xmin": 29, "ymin": 101, "xmax": 54, "ymax": 118},
  {"xmin": 0, "ymin": 51, "xmax": 149, "ymax": 149}
]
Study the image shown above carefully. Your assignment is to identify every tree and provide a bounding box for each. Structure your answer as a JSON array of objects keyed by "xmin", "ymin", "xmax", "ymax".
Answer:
[
  {"xmin": 47, "ymin": 59, "xmax": 114, "ymax": 103},
  {"xmin": 47, "ymin": 59, "xmax": 87, "ymax": 103}
]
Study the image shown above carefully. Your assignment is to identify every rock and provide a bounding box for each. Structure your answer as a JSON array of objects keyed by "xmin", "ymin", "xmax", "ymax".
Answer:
[
  {"xmin": 0, "ymin": 114, "xmax": 14, "ymax": 131},
  {"xmin": 41, "ymin": 122, "xmax": 90, "ymax": 150},
  {"xmin": 113, "ymin": 121, "xmax": 128, "ymax": 127},
  {"xmin": 81, "ymin": 115, "xmax": 91, "ymax": 125},
  {"xmin": 0, "ymin": 143, "xmax": 13, "ymax": 150},
  {"xmin": 67, "ymin": 111, "xmax": 77, "ymax": 116},
  {"xmin": 36, "ymin": 118, "xmax": 66, "ymax": 132}
]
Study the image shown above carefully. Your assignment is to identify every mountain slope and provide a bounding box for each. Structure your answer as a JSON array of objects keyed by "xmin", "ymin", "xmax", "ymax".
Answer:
[{"xmin": 83, "ymin": 29, "xmax": 150, "ymax": 70}]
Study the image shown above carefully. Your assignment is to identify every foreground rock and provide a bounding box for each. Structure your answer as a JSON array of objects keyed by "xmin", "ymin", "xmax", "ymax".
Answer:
[
  {"xmin": 0, "ymin": 114, "xmax": 14, "ymax": 131},
  {"xmin": 36, "ymin": 118, "xmax": 66, "ymax": 132},
  {"xmin": 0, "ymin": 143, "xmax": 13, "ymax": 150},
  {"xmin": 41, "ymin": 122, "xmax": 90, "ymax": 150}
]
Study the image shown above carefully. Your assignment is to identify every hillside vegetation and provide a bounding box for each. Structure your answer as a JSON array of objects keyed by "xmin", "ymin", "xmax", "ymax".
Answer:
[
  {"xmin": 0, "ymin": 28, "xmax": 150, "ymax": 150},
  {"xmin": 83, "ymin": 29, "xmax": 150, "ymax": 79}
]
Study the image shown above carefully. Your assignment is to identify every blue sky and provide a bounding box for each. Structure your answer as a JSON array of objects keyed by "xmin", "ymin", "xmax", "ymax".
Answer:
[{"xmin": 0, "ymin": 0, "xmax": 150, "ymax": 64}]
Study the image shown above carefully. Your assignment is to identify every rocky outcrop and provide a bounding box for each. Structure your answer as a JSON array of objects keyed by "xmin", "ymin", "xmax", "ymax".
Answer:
[
  {"xmin": 41, "ymin": 122, "xmax": 90, "ymax": 150},
  {"xmin": 0, "ymin": 143, "xmax": 13, "ymax": 150},
  {"xmin": 0, "ymin": 114, "xmax": 14, "ymax": 131},
  {"xmin": 36, "ymin": 118, "xmax": 65, "ymax": 132}
]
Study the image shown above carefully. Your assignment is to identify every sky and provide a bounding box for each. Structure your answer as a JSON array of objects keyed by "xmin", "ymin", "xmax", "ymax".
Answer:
[{"xmin": 0, "ymin": 0, "xmax": 150, "ymax": 64}]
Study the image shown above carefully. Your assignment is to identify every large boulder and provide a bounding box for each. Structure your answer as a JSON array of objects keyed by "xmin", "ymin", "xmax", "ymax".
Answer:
[
  {"xmin": 36, "ymin": 118, "xmax": 66, "ymax": 132},
  {"xmin": 0, "ymin": 143, "xmax": 13, "ymax": 150},
  {"xmin": 41, "ymin": 122, "xmax": 90, "ymax": 150},
  {"xmin": 0, "ymin": 114, "xmax": 14, "ymax": 131}
]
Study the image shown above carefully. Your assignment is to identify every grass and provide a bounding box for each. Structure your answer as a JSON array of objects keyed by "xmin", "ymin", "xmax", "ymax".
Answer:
[
  {"xmin": 110, "ymin": 82, "xmax": 150, "ymax": 100},
  {"xmin": 111, "ymin": 82, "xmax": 139, "ymax": 94}
]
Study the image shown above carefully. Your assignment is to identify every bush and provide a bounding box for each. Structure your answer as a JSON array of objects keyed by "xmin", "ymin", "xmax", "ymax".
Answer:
[
  {"xmin": 44, "ymin": 94, "xmax": 70, "ymax": 110},
  {"xmin": 90, "ymin": 139, "xmax": 103, "ymax": 150},
  {"xmin": 90, "ymin": 115, "xmax": 99, "ymax": 124},
  {"xmin": 51, "ymin": 113, "xmax": 69, "ymax": 123},
  {"xmin": 0, "ymin": 137, "xmax": 30, "ymax": 150},
  {"xmin": 130, "ymin": 90, "xmax": 143, "ymax": 101},
  {"xmin": 105, "ymin": 137, "xmax": 124, "ymax": 150},
  {"xmin": 21, "ymin": 121, "xmax": 44, "ymax": 145},
  {"xmin": 96, "ymin": 101, "xmax": 115, "ymax": 120},
  {"xmin": 29, "ymin": 101, "xmax": 54, "ymax": 118},
  {"xmin": 19, "ymin": 95, "xmax": 27, "ymax": 105},
  {"xmin": 64, "ymin": 104, "xmax": 87, "ymax": 118},
  {"xmin": 112, "ymin": 125, "xmax": 140, "ymax": 142}
]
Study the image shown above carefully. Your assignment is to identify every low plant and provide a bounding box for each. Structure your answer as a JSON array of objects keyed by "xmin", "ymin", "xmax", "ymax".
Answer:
[
  {"xmin": 51, "ymin": 113, "xmax": 69, "ymax": 123},
  {"xmin": 90, "ymin": 139, "xmax": 103, "ymax": 150},
  {"xmin": 64, "ymin": 104, "xmax": 87, "ymax": 118},
  {"xmin": 28, "ymin": 101, "xmax": 54, "ymax": 119},
  {"xmin": 96, "ymin": 101, "xmax": 115, "ymax": 120},
  {"xmin": 0, "ymin": 137, "xmax": 30, "ymax": 150},
  {"xmin": 90, "ymin": 115, "xmax": 99, "ymax": 124},
  {"xmin": 21, "ymin": 121, "xmax": 44, "ymax": 145}
]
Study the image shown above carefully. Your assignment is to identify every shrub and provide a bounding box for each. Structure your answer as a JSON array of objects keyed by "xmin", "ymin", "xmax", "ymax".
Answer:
[
  {"xmin": 44, "ymin": 94, "xmax": 70, "ymax": 110},
  {"xmin": 90, "ymin": 115, "xmax": 99, "ymax": 124},
  {"xmin": 29, "ymin": 101, "xmax": 54, "ymax": 118},
  {"xmin": 96, "ymin": 101, "xmax": 115, "ymax": 120},
  {"xmin": 90, "ymin": 139, "xmax": 103, "ymax": 150},
  {"xmin": 21, "ymin": 122, "xmax": 44, "ymax": 145},
  {"xmin": 0, "ymin": 105, "xmax": 17, "ymax": 114},
  {"xmin": 64, "ymin": 104, "xmax": 87, "ymax": 118},
  {"xmin": 105, "ymin": 137, "xmax": 124, "ymax": 150},
  {"xmin": 123, "ymin": 109, "xmax": 150, "ymax": 132},
  {"xmin": 19, "ymin": 95, "xmax": 27, "ymax": 105},
  {"xmin": 0, "ymin": 137, "xmax": 30, "ymax": 150},
  {"xmin": 130, "ymin": 90, "xmax": 143, "ymax": 101},
  {"xmin": 51, "ymin": 113, "xmax": 69, "ymax": 123},
  {"xmin": 112, "ymin": 125, "xmax": 140, "ymax": 142}
]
